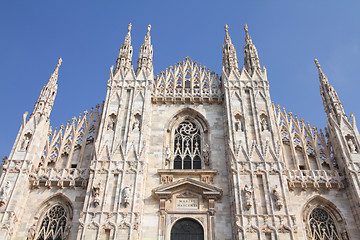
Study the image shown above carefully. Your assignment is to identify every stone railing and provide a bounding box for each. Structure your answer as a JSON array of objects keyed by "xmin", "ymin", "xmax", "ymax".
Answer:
[
  {"xmin": 285, "ymin": 170, "xmax": 344, "ymax": 191},
  {"xmin": 29, "ymin": 167, "xmax": 89, "ymax": 189}
]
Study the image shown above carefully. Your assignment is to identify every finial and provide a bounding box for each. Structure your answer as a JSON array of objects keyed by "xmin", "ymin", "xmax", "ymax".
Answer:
[
  {"xmin": 128, "ymin": 23, "xmax": 132, "ymax": 33},
  {"xmin": 147, "ymin": 24, "xmax": 151, "ymax": 33},
  {"xmin": 244, "ymin": 24, "xmax": 248, "ymax": 33},
  {"xmin": 314, "ymin": 59, "xmax": 321, "ymax": 70},
  {"xmin": 57, "ymin": 58, "xmax": 62, "ymax": 67},
  {"xmin": 225, "ymin": 24, "xmax": 229, "ymax": 33},
  {"xmin": 244, "ymin": 24, "xmax": 252, "ymax": 44}
]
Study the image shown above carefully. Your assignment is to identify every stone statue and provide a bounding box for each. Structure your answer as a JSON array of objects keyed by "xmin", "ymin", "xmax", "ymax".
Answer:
[
  {"xmin": 203, "ymin": 144, "xmax": 210, "ymax": 166},
  {"xmin": 0, "ymin": 181, "xmax": 11, "ymax": 207},
  {"xmin": 244, "ymin": 184, "xmax": 253, "ymax": 210},
  {"xmin": 132, "ymin": 117, "xmax": 140, "ymax": 131},
  {"xmin": 235, "ymin": 117, "xmax": 243, "ymax": 132},
  {"xmin": 348, "ymin": 139, "xmax": 357, "ymax": 153},
  {"xmin": 165, "ymin": 147, "xmax": 171, "ymax": 165},
  {"xmin": 261, "ymin": 118, "xmax": 268, "ymax": 131},
  {"xmin": 0, "ymin": 181, "xmax": 10, "ymax": 198},
  {"xmin": 107, "ymin": 115, "xmax": 116, "ymax": 131},
  {"xmin": 27, "ymin": 223, "xmax": 37, "ymax": 240},
  {"xmin": 20, "ymin": 133, "xmax": 32, "ymax": 151},
  {"xmin": 122, "ymin": 186, "xmax": 131, "ymax": 207},
  {"xmin": 273, "ymin": 185, "xmax": 283, "ymax": 210},
  {"xmin": 92, "ymin": 183, "xmax": 101, "ymax": 207}
]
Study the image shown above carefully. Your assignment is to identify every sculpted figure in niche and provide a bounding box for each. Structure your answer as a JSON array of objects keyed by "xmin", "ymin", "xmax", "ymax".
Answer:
[
  {"xmin": 107, "ymin": 114, "xmax": 116, "ymax": 131},
  {"xmin": 20, "ymin": 132, "xmax": 32, "ymax": 151},
  {"xmin": 122, "ymin": 186, "xmax": 131, "ymax": 207},
  {"xmin": 203, "ymin": 143, "xmax": 210, "ymax": 166},
  {"xmin": 0, "ymin": 181, "xmax": 11, "ymax": 207},
  {"xmin": 234, "ymin": 114, "xmax": 244, "ymax": 132},
  {"xmin": 132, "ymin": 114, "xmax": 141, "ymax": 131},
  {"xmin": 273, "ymin": 185, "xmax": 283, "ymax": 210},
  {"xmin": 260, "ymin": 117, "xmax": 268, "ymax": 131},
  {"xmin": 92, "ymin": 183, "xmax": 101, "ymax": 207},
  {"xmin": 244, "ymin": 184, "xmax": 253, "ymax": 210},
  {"xmin": 348, "ymin": 138, "xmax": 357, "ymax": 153}
]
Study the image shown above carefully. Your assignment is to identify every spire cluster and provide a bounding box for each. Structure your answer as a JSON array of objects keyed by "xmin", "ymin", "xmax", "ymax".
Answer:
[
  {"xmin": 113, "ymin": 23, "xmax": 154, "ymax": 75},
  {"xmin": 222, "ymin": 24, "xmax": 262, "ymax": 77}
]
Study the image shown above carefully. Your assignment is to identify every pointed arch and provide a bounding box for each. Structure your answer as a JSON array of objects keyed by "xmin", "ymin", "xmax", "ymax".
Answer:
[
  {"xmin": 165, "ymin": 108, "xmax": 210, "ymax": 169},
  {"xmin": 28, "ymin": 193, "xmax": 73, "ymax": 240},
  {"xmin": 302, "ymin": 195, "xmax": 350, "ymax": 240}
]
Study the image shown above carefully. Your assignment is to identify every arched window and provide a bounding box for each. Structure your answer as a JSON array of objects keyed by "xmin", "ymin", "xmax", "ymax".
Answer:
[
  {"xmin": 171, "ymin": 218, "xmax": 204, "ymax": 240},
  {"xmin": 307, "ymin": 207, "xmax": 340, "ymax": 240},
  {"xmin": 36, "ymin": 205, "xmax": 69, "ymax": 240},
  {"xmin": 174, "ymin": 121, "xmax": 201, "ymax": 169}
]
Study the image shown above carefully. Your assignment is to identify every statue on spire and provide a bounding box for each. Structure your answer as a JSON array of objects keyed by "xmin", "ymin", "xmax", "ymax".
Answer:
[
  {"xmin": 125, "ymin": 23, "xmax": 132, "ymax": 44},
  {"xmin": 243, "ymin": 24, "xmax": 261, "ymax": 76}
]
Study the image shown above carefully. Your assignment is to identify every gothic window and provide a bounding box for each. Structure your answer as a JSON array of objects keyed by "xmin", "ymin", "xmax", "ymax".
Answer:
[
  {"xmin": 174, "ymin": 121, "xmax": 202, "ymax": 169},
  {"xmin": 36, "ymin": 205, "xmax": 69, "ymax": 240},
  {"xmin": 307, "ymin": 208, "xmax": 340, "ymax": 240},
  {"xmin": 171, "ymin": 218, "xmax": 204, "ymax": 240}
]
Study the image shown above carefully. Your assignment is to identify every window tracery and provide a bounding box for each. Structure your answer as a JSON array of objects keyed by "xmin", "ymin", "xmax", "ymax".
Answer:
[
  {"xmin": 307, "ymin": 207, "xmax": 340, "ymax": 240},
  {"xmin": 173, "ymin": 121, "xmax": 202, "ymax": 169},
  {"xmin": 35, "ymin": 205, "xmax": 70, "ymax": 240}
]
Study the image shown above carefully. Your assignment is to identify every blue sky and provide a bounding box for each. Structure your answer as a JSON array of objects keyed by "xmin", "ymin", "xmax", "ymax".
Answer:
[{"xmin": 0, "ymin": 1, "xmax": 359, "ymax": 158}]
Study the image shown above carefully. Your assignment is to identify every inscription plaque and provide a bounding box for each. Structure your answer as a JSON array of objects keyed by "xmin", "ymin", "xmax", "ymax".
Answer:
[{"xmin": 176, "ymin": 198, "xmax": 199, "ymax": 209}]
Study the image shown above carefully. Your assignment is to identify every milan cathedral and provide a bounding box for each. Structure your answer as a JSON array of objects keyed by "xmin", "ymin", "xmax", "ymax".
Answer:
[{"xmin": 0, "ymin": 23, "xmax": 359, "ymax": 240}]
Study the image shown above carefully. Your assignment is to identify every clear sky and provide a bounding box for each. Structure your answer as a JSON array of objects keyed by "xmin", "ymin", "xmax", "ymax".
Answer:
[{"xmin": 0, "ymin": 1, "xmax": 359, "ymax": 158}]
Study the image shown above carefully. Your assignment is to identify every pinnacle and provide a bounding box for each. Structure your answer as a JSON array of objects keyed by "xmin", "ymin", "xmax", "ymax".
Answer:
[
  {"xmin": 224, "ymin": 24, "xmax": 232, "ymax": 45},
  {"xmin": 244, "ymin": 24, "xmax": 252, "ymax": 44},
  {"xmin": 124, "ymin": 23, "xmax": 132, "ymax": 44},
  {"xmin": 314, "ymin": 58, "xmax": 322, "ymax": 71},
  {"xmin": 57, "ymin": 58, "xmax": 62, "ymax": 67},
  {"xmin": 314, "ymin": 58, "xmax": 328, "ymax": 84}
]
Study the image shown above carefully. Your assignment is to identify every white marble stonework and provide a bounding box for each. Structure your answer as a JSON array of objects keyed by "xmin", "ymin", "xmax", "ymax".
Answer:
[{"xmin": 1, "ymin": 24, "xmax": 360, "ymax": 240}]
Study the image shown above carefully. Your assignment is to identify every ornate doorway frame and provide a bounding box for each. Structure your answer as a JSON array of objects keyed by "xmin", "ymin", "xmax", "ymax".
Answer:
[{"xmin": 152, "ymin": 178, "xmax": 222, "ymax": 240}]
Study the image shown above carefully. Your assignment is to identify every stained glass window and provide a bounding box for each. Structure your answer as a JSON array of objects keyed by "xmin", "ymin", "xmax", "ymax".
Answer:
[
  {"xmin": 36, "ymin": 205, "xmax": 68, "ymax": 240},
  {"xmin": 308, "ymin": 208, "xmax": 340, "ymax": 240},
  {"xmin": 174, "ymin": 121, "xmax": 201, "ymax": 169}
]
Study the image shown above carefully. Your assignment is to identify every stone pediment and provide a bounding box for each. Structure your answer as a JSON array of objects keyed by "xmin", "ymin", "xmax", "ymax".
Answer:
[{"xmin": 152, "ymin": 178, "xmax": 222, "ymax": 200}]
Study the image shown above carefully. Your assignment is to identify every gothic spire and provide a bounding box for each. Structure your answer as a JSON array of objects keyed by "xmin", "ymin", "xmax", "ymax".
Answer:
[
  {"xmin": 32, "ymin": 58, "xmax": 62, "ymax": 118},
  {"xmin": 136, "ymin": 24, "xmax": 153, "ymax": 74},
  {"xmin": 114, "ymin": 23, "xmax": 133, "ymax": 74},
  {"xmin": 314, "ymin": 59, "xmax": 346, "ymax": 120},
  {"xmin": 243, "ymin": 24, "xmax": 261, "ymax": 76},
  {"xmin": 222, "ymin": 24, "xmax": 239, "ymax": 75}
]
